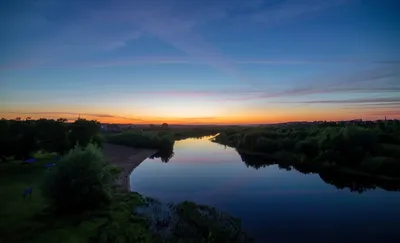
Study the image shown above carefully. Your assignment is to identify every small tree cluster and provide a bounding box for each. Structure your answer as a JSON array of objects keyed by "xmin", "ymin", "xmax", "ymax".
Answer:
[{"xmin": 43, "ymin": 144, "xmax": 120, "ymax": 212}]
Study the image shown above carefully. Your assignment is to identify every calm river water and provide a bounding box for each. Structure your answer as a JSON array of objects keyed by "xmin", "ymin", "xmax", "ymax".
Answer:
[{"xmin": 130, "ymin": 136, "xmax": 400, "ymax": 243}]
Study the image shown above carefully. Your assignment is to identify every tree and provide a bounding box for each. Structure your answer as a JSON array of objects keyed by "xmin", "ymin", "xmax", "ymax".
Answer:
[
  {"xmin": 69, "ymin": 119, "xmax": 101, "ymax": 148},
  {"xmin": 0, "ymin": 119, "xmax": 10, "ymax": 161},
  {"xmin": 43, "ymin": 144, "xmax": 119, "ymax": 212},
  {"xmin": 36, "ymin": 119, "xmax": 70, "ymax": 155},
  {"xmin": 161, "ymin": 123, "xmax": 169, "ymax": 128}
]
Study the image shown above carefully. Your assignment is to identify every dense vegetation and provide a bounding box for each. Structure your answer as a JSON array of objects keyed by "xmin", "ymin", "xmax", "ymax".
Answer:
[
  {"xmin": 213, "ymin": 120, "xmax": 400, "ymax": 179},
  {"xmin": 105, "ymin": 131, "xmax": 175, "ymax": 150},
  {"xmin": 0, "ymin": 118, "xmax": 102, "ymax": 161},
  {"xmin": 0, "ymin": 118, "xmax": 251, "ymax": 243},
  {"xmin": 0, "ymin": 147, "xmax": 252, "ymax": 243}
]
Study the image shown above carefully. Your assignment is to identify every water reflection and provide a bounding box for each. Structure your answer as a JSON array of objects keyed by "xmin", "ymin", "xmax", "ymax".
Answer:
[
  {"xmin": 236, "ymin": 149, "xmax": 400, "ymax": 193},
  {"xmin": 131, "ymin": 136, "xmax": 400, "ymax": 243},
  {"xmin": 149, "ymin": 148, "xmax": 175, "ymax": 163}
]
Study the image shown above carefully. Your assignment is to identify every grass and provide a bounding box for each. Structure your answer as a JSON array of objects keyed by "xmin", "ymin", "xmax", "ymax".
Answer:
[
  {"xmin": 0, "ymin": 155, "xmax": 153, "ymax": 243},
  {"xmin": 0, "ymin": 155, "xmax": 50, "ymax": 242}
]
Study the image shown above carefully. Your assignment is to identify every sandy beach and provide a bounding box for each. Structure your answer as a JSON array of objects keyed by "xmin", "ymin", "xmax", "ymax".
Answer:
[{"xmin": 103, "ymin": 143, "xmax": 157, "ymax": 191}]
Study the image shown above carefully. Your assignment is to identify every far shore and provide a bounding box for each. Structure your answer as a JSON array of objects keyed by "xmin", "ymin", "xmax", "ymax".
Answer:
[{"xmin": 103, "ymin": 143, "xmax": 157, "ymax": 191}]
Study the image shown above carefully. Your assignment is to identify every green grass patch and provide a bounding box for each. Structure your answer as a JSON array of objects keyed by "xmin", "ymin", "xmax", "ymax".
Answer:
[{"xmin": 0, "ymin": 156, "xmax": 153, "ymax": 243}]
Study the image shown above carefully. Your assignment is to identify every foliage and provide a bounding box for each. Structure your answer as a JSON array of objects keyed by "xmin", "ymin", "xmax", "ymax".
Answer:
[
  {"xmin": 213, "ymin": 120, "xmax": 400, "ymax": 178},
  {"xmin": 42, "ymin": 144, "xmax": 118, "ymax": 212},
  {"xmin": 0, "ymin": 154, "xmax": 109, "ymax": 243},
  {"xmin": 94, "ymin": 193, "xmax": 154, "ymax": 243},
  {"xmin": 173, "ymin": 201, "xmax": 253, "ymax": 243},
  {"xmin": 0, "ymin": 118, "xmax": 102, "ymax": 160},
  {"xmin": 36, "ymin": 118, "xmax": 70, "ymax": 154},
  {"xmin": 69, "ymin": 118, "xmax": 102, "ymax": 148},
  {"xmin": 105, "ymin": 131, "xmax": 175, "ymax": 150},
  {"xmin": 0, "ymin": 158, "xmax": 153, "ymax": 243}
]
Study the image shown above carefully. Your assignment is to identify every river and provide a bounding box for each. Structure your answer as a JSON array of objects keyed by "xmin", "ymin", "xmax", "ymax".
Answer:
[{"xmin": 130, "ymin": 136, "xmax": 400, "ymax": 242}]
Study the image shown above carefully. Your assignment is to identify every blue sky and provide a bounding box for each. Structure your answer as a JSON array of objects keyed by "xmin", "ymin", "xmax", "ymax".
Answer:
[{"xmin": 0, "ymin": 0, "xmax": 399, "ymax": 124}]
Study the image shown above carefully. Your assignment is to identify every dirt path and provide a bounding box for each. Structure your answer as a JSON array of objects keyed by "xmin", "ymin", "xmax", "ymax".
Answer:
[{"xmin": 103, "ymin": 143, "xmax": 157, "ymax": 191}]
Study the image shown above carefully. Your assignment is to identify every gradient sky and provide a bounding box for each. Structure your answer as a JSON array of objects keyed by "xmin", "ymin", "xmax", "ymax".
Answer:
[{"xmin": 1, "ymin": 0, "xmax": 399, "ymax": 124}]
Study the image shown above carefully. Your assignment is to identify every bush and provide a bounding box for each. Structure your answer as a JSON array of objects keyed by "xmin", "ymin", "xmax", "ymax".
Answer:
[{"xmin": 43, "ymin": 144, "xmax": 119, "ymax": 212}]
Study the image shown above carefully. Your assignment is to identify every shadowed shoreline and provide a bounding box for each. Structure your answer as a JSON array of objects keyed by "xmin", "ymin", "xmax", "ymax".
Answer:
[{"xmin": 103, "ymin": 143, "xmax": 157, "ymax": 191}]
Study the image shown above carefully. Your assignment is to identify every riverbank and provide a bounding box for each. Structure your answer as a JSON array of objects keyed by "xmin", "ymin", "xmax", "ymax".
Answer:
[
  {"xmin": 0, "ymin": 150, "xmax": 253, "ymax": 243},
  {"xmin": 212, "ymin": 122, "xmax": 400, "ymax": 179},
  {"xmin": 103, "ymin": 143, "xmax": 157, "ymax": 191}
]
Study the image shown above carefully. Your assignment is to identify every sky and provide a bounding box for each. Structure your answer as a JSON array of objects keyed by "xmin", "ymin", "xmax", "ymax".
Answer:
[{"xmin": 0, "ymin": 0, "xmax": 399, "ymax": 124}]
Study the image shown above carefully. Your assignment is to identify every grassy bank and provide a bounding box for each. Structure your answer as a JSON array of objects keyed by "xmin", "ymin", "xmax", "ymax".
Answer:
[
  {"xmin": 213, "ymin": 121, "xmax": 400, "ymax": 179},
  {"xmin": 0, "ymin": 155, "xmax": 114, "ymax": 243},
  {"xmin": 0, "ymin": 150, "xmax": 252, "ymax": 243}
]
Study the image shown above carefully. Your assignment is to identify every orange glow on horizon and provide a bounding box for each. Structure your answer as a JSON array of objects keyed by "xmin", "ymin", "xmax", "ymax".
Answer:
[{"xmin": 1, "ymin": 109, "xmax": 398, "ymax": 125}]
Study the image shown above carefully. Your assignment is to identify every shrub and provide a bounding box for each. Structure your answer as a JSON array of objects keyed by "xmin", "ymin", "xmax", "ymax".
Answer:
[{"xmin": 43, "ymin": 144, "xmax": 119, "ymax": 212}]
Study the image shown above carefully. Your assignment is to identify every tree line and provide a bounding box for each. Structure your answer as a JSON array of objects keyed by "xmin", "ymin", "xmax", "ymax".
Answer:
[
  {"xmin": 0, "ymin": 118, "xmax": 102, "ymax": 161},
  {"xmin": 213, "ymin": 120, "xmax": 400, "ymax": 178}
]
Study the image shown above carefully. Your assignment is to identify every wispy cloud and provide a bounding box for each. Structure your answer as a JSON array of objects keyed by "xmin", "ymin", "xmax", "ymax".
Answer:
[
  {"xmin": 280, "ymin": 97, "xmax": 400, "ymax": 104},
  {"xmin": 364, "ymin": 111, "xmax": 400, "ymax": 117},
  {"xmin": 139, "ymin": 89, "xmax": 262, "ymax": 98},
  {"xmin": 97, "ymin": 1, "xmax": 252, "ymax": 84},
  {"xmin": 0, "ymin": 0, "xmax": 356, "ymax": 84},
  {"xmin": 82, "ymin": 57, "xmax": 400, "ymax": 69},
  {"xmin": 344, "ymin": 102, "xmax": 400, "ymax": 108},
  {"xmin": 249, "ymin": 0, "xmax": 351, "ymax": 26},
  {"xmin": 247, "ymin": 66, "xmax": 400, "ymax": 100},
  {"xmin": 4, "ymin": 56, "xmax": 399, "ymax": 70}
]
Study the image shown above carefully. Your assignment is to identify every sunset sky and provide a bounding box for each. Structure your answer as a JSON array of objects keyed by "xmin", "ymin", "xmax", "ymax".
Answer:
[{"xmin": 1, "ymin": 0, "xmax": 399, "ymax": 124}]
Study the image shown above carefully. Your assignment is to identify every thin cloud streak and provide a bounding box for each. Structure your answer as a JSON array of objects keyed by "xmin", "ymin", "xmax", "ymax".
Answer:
[
  {"xmin": 218, "ymin": 66, "xmax": 400, "ymax": 101},
  {"xmin": 365, "ymin": 111, "xmax": 400, "ymax": 117},
  {"xmin": 225, "ymin": 87, "xmax": 400, "ymax": 102},
  {"xmin": 139, "ymin": 90, "xmax": 262, "ymax": 99},
  {"xmin": 344, "ymin": 102, "xmax": 400, "ymax": 108},
  {"xmin": 4, "ymin": 57, "xmax": 400, "ymax": 70},
  {"xmin": 249, "ymin": 0, "xmax": 352, "ymax": 26},
  {"xmin": 281, "ymin": 97, "xmax": 400, "ymax": 104}
]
